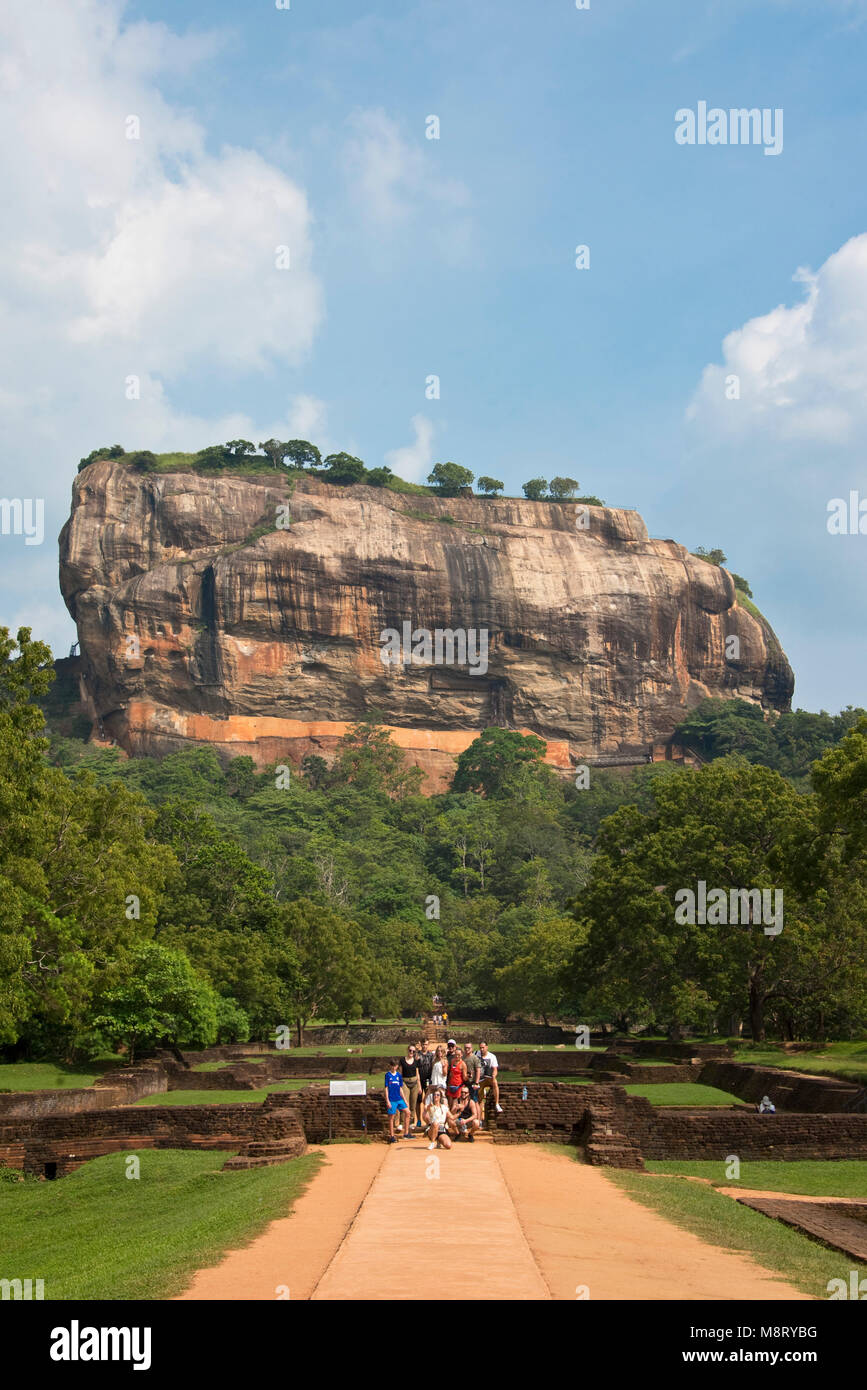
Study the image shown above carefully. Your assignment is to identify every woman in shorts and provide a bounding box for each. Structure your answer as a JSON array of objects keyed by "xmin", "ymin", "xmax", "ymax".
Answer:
[
  {"xmin": 424, "ymin": 1088, "xmax": 453, "ymax": 1150},
  {"xmin": 399, "ymin": 1045, "xmax": 422, "ymax": 1128}
]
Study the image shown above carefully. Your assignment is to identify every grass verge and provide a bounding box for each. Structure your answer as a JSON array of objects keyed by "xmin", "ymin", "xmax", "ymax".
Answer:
[
  {"xmin": 623, "ymin": 1083, "xmax": 745, "ymax": 1106},
  {"xmin": 0, "ymin": 1149, "xmax": 322, "ymax": 1300},
  {"xmin": 606, "ymin": 1168, "xmax": 863, "ymax": 1300},
  {"xmin": 644, "ymin": 1159, "xmax": 867, "ymax": 1198}
]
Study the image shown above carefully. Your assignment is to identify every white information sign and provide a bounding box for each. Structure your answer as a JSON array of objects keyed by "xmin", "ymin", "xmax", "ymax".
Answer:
[{"xmin": 329, "ymin": 1079, "xmax": 367, "ymax": 1096}]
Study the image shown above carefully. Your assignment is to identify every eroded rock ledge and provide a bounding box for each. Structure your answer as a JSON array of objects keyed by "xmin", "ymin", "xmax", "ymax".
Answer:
[{"xmin": 58, "ymin": 461, "xmax": 793, "ymax": 789}]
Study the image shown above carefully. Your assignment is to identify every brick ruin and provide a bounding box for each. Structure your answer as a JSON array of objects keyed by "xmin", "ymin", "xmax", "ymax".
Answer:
[{"xmin": 1, "ymin": 1041, "xmax": 865, "ymax": 1182}]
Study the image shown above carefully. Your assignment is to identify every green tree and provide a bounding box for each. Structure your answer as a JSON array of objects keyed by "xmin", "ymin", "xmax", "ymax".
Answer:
[
  {"xmin": 282, "ymin": 899, "xmax": 369, "ymax": 1043},
  {"xmin": 570, "ymin": 762, "xmax": 818, "ymax": 1039},
  {"xmin": 365, "ymin": 466, "xmax": 393, "ymax": 487},
  {"xmin": 333, "ymin": 713, "xmax": 424, "ymax": 799},
  {"xmin": 521, "ymin": 478, "xmax": 548, "ymax": 500},
  {"xmin": 477, "ymin": 477, "xmax": 504, "ymax": 496},
  {"xmin": 92, "ymin": 942, "xmax": 218, "ymax": 1063},
  {"xmin": 811, "ymin": 717, "xmax": 867, "ymax": 861},
  {"xmin": 693, "ymin": 546, "xmax": 727, "ymax": 567},
  {"xmin": 495, "ymin": 909, "xmax": 584, "ymax": 1023},
  {"xmin": 128, "ymin": 451, "xmax": 157, "ymax": 472},
  {"xmin": 549, "ymin": 477, "xmax": 579, "ymax": 500},
  {"xmin": 283, "ymin": 440, "xmax": 322, "ymax": 470},
  {"xmin": 427, "ymin": 462, "xmax": 474, "ymax": 496},
  {"xmin": 259, "ymin": 439, "xmax": 288, "ymax": 469},
  {"xmin": 78, "ymin": 445, "xmax": 124, "ymax": 472},
  {"xmin": 195, "ymin": 444, "xmax": 228, "ymax": 470},
  {"xmin": 732, "ymin": 573, "xmax": 753, "ymax": 598},
  {"xmin": 323, "ymin": 452, "xmax": 366, "ymax": 485},
  {"xmin": 224, "ymin": 440, "xmax": 256, "ymax": 460},
  {"xmin": 452, "ymin": 728, "xmax": 548, "ymax": 798}
]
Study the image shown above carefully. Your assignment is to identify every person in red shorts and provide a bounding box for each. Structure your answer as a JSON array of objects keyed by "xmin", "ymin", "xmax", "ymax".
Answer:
[{"xmin": 445, "ymin": 1038, "xmax": 466, "ymax": 1110}]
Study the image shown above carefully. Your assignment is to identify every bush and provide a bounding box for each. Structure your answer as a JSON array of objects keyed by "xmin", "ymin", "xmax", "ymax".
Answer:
[
  {"xmin": 522, "ymin": 478, "xmax": 548, "ymax": 500},
  {"xmin": 128, "ymin": 451, "xmax": 157, "ymax": 472}
]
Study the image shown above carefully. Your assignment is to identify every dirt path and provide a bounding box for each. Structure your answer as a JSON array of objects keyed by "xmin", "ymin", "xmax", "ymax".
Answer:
[
  {"xmin": 177, "ymin": 1141, "xmax": 812, "ymax": 1301},
  {"xmin": 175, "ymin": 1144, "xmax": 385, "ymax": 1301},
  {"xmin": 496, "ymin": 1147, "xmax": 811, "ymax": 1301},
  {"xmin": 715, "ymin": 1186, "xmax": 863, "ymax": 1204}
]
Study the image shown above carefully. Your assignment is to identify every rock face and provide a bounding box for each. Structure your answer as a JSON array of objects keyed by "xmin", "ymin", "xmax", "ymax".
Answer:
[{"xmin": 58, "ymin": 460, "xmax": 793, "ymax": 788}]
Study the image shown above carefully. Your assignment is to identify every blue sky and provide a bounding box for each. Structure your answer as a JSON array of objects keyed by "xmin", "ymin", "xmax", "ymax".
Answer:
[{"xmin": 2, "ymin": 0, "xmax": 867, "ymax": 711}]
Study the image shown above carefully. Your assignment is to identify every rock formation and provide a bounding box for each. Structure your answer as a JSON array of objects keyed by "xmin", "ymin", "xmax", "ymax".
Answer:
[{"xmin": 58, "ymin": 460, "xmax": 794, "ymax": 789}]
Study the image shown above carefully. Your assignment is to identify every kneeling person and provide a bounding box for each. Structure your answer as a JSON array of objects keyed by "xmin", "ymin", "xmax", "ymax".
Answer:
[
  {"xmin": 453, "ymin": 1086, "xmax": 480, "ymax": 1142},
  {"xmin": 424, "ymin": 1087, "xmax": 456, "ymax": 1150}
]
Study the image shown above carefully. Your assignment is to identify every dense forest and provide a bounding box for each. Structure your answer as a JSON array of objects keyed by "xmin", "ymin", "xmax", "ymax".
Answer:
[{"xmin": 2, "ymin": 624, "xmax": 866, "ymax": 1060}]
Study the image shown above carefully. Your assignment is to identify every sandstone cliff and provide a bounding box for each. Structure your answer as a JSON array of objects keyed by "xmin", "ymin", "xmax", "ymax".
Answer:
[{"xmin": 58, "ymin": 461, "xmax": 793, "ymax": 788}]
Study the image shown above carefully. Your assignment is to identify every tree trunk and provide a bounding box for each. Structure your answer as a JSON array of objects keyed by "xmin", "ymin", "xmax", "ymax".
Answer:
[
  {"xmin": 296, "ymin": 1018, "xmax": 304, "ymax": 1048},
  {"xmin": 748, "ymin": 982, "xmax": 765, "ymax": 1041}
]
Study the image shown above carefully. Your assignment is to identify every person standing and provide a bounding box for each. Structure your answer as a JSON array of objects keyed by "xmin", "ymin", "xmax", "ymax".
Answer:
[
  {"xmin": 463, "ymin": 1042, "xmax": 481, "ymax": 1103},
  {"xmin": 399, "ymin": 1045, "xmax": 422, "ymax": 1130},
  {"xmin": 429, "ymin": 1044, "xmax": 448, "ymax": 1097},
  {"xmin": 477, "ymin": 1041, "xmax": 503, "ymax": 1119},
  {"xmin": 416, "ymin": 1040, "xmax": 434, "ymax": 1119},
  {"xmin": 445, "ymin": 1038, "xmax": 466, "ymax": 1109},
  {"xmin": 384, "ymin": 1060, "xmax": 410, "ymax": 1142}
]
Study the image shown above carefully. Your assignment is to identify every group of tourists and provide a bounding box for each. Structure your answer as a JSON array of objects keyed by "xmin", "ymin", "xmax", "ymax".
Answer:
[{"xmin": 383, "ymin": 1038, "xmax": 503, "ymax": 1148}]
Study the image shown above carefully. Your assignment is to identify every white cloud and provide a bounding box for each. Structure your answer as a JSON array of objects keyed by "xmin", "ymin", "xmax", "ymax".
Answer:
[
  {"xmin": 686, "ymin": 234, "xmax": 867, "ymax": 451},
  {"xmin": 343, "ymin": 108, "xmax": 471, "ymax": 237},
  {"xmin": 0, "ymin": 0, "xmax": 326, "ymax": 655},
  {"xmin": 385, "ymin": 414, "xmax": 436, "ymax": 484}
]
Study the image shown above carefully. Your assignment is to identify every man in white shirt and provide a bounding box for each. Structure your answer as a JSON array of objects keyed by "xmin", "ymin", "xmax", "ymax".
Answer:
[{"xmin": 477, "ymin": 1041, "xmax": 503, "ymax": 1120}]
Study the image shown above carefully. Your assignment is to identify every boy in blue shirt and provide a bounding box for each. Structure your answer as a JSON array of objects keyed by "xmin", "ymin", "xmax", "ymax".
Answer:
[{"xmin": 384, "ymin": 1061, "xmax": 410, "ymax": 1142}]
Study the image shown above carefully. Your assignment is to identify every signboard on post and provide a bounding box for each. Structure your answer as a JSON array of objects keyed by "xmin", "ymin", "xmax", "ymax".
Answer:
[
  {"xmin": 328, "ymin": 1078, "xmax": 367, "ymax": 1140},
  {"xmin": 329, "ymin": 1080, "xmax": 367, "ymax": 1096}
]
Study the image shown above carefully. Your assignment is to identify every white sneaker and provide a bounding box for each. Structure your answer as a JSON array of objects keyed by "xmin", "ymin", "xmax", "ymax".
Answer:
[
  {"xmin": 495, "ymin": 1104, "xmax": 503, "ymax": 1113},
  {"xmin": 428, "ymin": 1142, "xmax": 436, "ymax": 1150}
]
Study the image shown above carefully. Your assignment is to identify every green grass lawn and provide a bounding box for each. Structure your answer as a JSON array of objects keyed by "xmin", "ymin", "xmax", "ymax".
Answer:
[
  {"xmin": 0, "ymin": 1149, "xmax": 322, "ymax": 1300},
  {"xmin": 623, "ymin": 1083, "xmax": 745, "ymax": 1106},
  {"xmin": 734, "ymin": 1041, "xmax": 867, "ymax": 1085},
  {"xmin": 0, "ymin": 1061, "xmax": 121, "ymax": 1092},
  {"xmin": 627, "ymin": 1059, "xmax": 676, "ymax": 1066},
  {"xmin": 191, "ymin": 1059, "xmax": 268, "ymax": 1072},
  {"xmin": 135, "ymin": 1076, "xmax": 372, "ymax": 1105},
  {"xmin": 606, "ymin": 1167, "xmax": 864, "ymax": 1299},
  {"xmin": 525, "ymin": 1075, "xmax": 594, "ymax": 1085},
  {"xmin": 645, "ymin": 1159, "xmax": 867, "ymax": 1198}
]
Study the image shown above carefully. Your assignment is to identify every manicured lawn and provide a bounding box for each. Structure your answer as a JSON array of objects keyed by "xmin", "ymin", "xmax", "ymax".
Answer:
[
  {"xmin": 527, "ymin": 1076, "xmax": 594, "ymax": 1085},
  {"xmin": 606, "ymin": 1168, "xmax": 864, "ymax": 1299},
  {"xmin": 734, "ymin": 1041, "xmax": 867, "ymax": 1085},
  {"xmin": 191, "ymin": 1059, "xmax": 267, "ymax": 1072},
  {"xmin": 0, "ymin": 1061, "xmax": 120, "ymax": 1092},
  {"xmin": 645, "ymin": 1159, "xmax": 867, "ymax": 1198},
  {"xmin": 623, "ymin": 1083, "xmax": 745, "ymax": 1106},
  {"xmin": 135, "ymin": 1076, "xmax": 372, "ymax": 1105},
  {"xmin": 0, "ymin": 1149, "xmax": 322, "ymax": 1300}
]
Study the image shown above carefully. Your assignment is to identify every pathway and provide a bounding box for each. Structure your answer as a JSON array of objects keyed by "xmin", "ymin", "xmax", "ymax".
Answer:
[{"xmin": 177, "ymin": 1141, "xmax": 812, "ymax": 1301}]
